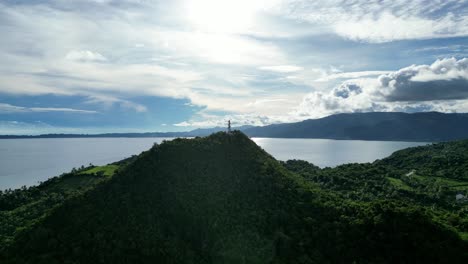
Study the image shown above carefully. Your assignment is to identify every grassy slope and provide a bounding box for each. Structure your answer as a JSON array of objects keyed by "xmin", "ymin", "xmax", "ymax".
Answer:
[{"xmin": 79, "ymin": 164, "xmax": 119, "ymax": 177}]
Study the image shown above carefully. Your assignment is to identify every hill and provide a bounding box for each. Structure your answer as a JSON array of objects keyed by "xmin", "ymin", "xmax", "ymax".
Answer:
[
  {"xmin": 1, "ymin": 132, "xmax": 467, "ymax": 263},
  {"xmin": 243, "ymin": 112, "xmax": 468, "ymax": 141}
]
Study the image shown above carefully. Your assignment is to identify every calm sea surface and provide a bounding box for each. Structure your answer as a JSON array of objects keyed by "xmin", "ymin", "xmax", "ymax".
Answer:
[{"xmin": 0, "ymin": 137, "xmax": 428, "ymax": 190}]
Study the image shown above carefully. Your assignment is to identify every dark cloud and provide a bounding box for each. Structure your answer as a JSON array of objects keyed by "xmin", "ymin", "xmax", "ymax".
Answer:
[
  {"xmin": 333, "ymin": 83, "xmax": 362, "ymax": 98},
  {"xmin": 376, "ymin": 58, "xmax": 468, "ymax": 102},
  {"xmin": 295, "ymin": 58, "xmax": 468, "ymax": 118},
  {"xmin": 383, "ymin": 78, "xmax": 468, "ymax": 101}
]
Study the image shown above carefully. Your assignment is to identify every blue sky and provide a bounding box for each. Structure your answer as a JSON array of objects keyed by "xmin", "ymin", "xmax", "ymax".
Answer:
[{"xmin": 1, "ymin": 0, "xmax": 468, "ymax": 134}]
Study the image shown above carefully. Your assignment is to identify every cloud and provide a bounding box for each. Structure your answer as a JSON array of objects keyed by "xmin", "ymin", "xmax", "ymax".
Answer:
[
  {"xmin": 247, "ymin": 98, "xmax": 289, "ymax": 106},
  {"xmin": 0, "ymin": 103, "xmax": 98, "ymax": 114},
  {"xmin": 65, "ymin": 50, "xmax": 107, "ymax": 62},
  {"xmin": 295, "ymin": 58, "xmax": 468, "ymax": 118},
  {"xmin": 173, "ymin": 113, "xmax": 293, "ymax": 128},
  {"xmin": 314, "ymin": 71, "xmax": 392, "ymax": 82},
  {"xmin": 1, "ymin": 0, "xmax": 468, "ymax": 133},
  {"xmin": 274, "ymin": 0, "xmax": 468, "ymax": 42},
  {"xmin": 0, "ymin": 120, "xmax": 154, "ymax": 135},
  {"xmin": 158, "ymin": 31, "xmax": 285, "ymax": 65},
  {"xmin": 84, "ymin": 96, "xmax": 147, "ymax": 113},
  {"xmin": 174, "ymin": 58, "xmax": 468, "ymax": 127},
  {"xmin": 0, "ymin": 1, "xmax": 287, "ymax": 115},
  {"xmin": 258, "ymin": 65, "xmax": 303, "ymax": 73},
  {"xmin": 334, "ymin": 12, "xmax": 468, "ymax": 43},
  {"xmin": 333, "ymin": 83, "xmax": 362, "ymax": 99},
  {"xmin": 376, "ymin": 57, "xmax": 468, "ymax": 101}
]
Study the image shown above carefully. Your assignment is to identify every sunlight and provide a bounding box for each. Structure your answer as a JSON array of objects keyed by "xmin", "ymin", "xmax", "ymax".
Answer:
[{"xmin": 184, "ymin": 0, "xmax": 267, "ymax": 33}]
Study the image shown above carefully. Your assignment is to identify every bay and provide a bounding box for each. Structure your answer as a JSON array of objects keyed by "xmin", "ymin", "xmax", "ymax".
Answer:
[{"xmin": 0, "ymin": 137, "xmax": 428, "ymax": 190}]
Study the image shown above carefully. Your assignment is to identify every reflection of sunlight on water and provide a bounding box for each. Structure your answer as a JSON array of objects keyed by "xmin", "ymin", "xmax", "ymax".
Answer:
[{"xmin": 252, "ymin": 138, "xmax": 428, "ymax": 168}]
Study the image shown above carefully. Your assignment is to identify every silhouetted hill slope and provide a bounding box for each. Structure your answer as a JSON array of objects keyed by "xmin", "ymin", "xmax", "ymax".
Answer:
[
  {"xmin": 2, "ymin": 132, "xmax": 467, "ymax": 263},
  {"xmin": 243, "ymin": 112, "xmax": 468, "ymax": 141}
]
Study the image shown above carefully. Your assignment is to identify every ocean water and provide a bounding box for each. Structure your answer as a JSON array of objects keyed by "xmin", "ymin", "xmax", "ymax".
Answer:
[
  {"xmin": 0, "ymin": 137, "xmax": 428, "ymax": 190},
  {"xmin": 252, "ymin": 138, "xmax": 427, "ymax": 167}
]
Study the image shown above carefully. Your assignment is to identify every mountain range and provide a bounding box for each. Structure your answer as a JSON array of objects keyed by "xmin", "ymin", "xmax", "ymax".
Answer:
[{"xmin": 2, "ymin": 112, "xmax": 468, "ymax": 142}]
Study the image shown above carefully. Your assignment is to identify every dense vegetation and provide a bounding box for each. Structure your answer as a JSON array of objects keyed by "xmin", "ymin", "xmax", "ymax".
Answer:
[
  {"xmin": 0, "ymin": 157, "xmax": 135, "ymax": 251},
  {"xmin": 1, "ymin": 132, "xmax": 467, "ymax": 263}
]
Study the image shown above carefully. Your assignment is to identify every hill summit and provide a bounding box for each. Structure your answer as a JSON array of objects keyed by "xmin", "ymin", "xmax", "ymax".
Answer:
[{"xmin": 3, "ymin": 131, "xmax": 467, "ymax": 263}]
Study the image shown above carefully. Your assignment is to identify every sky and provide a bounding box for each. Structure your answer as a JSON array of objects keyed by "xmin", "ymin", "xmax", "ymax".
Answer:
[{"xmin": 1, "ymin": 0, "xmax": 468, "ymax": 134}]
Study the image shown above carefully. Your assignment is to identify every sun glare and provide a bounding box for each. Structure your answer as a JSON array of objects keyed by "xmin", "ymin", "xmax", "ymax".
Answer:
[{"xmin": 184, "ymin": 0, "xmax": 267, "ymax": 33}]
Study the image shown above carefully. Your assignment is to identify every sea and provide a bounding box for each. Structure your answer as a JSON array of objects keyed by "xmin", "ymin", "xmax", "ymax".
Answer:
[{"xmin": 0, "ymin": 137, "xmax": 428, "ymax": 190}]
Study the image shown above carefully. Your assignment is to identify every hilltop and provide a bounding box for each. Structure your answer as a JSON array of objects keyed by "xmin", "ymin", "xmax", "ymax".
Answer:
[{"xmin": 1, "ymin": 132, "xmax": 467, "ymax": 263}]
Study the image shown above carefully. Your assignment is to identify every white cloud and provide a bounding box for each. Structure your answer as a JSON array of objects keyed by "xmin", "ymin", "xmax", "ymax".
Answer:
[
  {"xmin": 173, "ymin": 121, "xmax": 191, "ymax": 127},
  {"xmin": 295, "ymin": 58, "xmax": 468, "ymax": 118},
  {"xmin": 376, "ymin": 57, "xmax": 468, "ymax": 101},
  {"xmin": 334, "ymin": 12, "xmax": 468, "ymax": 43},
  {"xmin": 258, "ymin": 65, "xmax": 303, "ymax": 73},
  {"xmin": 84, "ymin": 95, "xmax": 148, "ymax": 113},
  {"xmin": 273, "ymin": 0, "xmax": 468, "ymax": 42},
  {"xmin": 0, "ymin": 1, "xmax": 288, "ymax": 116},
  {"xmin": 1, "ymin": 0, "xmax": 468, "ymax": 133},
  {"xmin": 157, "ymin": 31, "xmax": 285, "ymax": 65},
  {"xmin": 65, "ymin": 50, "xmax": 107, "ymax": 62},
  {"xmin": 314, "ymin": 71, "xmax": 393, "ymax": 82},
  {"xmin": 0, "ymin": 103, "xmax": 98, "ymax": 114},
  {"xmin": 0, "ymin": 120, "xmax": 156, "ymax": 135},
  {"xmin": 247, "ymin": 98, "xmax": 289, "ymax": 106},
  {"xmin": 120, "ymin": 100, "xmax": 148, "ymax": 113},
  {"xmin": 173, "ymin": 113, "xmax": 294, "ymax": 128}
]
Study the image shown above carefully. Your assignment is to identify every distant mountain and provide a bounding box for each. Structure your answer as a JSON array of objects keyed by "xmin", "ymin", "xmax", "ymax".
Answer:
[
  {"xmin": 2, "ymin": 112, "xmax": 468, "ymax": 142},
  {"xmin": 243, "ymin": 112, "xmax": 468, "ymax": 141},
  {"xmin": 0, "ymin": 125, "xmax": 253, "ymax": 139},
  {"xmin": 2, "ymin": 132, "xmax": 467, "ymax": 263}
]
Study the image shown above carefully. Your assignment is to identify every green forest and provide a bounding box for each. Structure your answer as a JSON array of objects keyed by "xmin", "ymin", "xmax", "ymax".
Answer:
[{"xmin": 1, "ymin": 131, "xmax": 467, "ymax": 263}]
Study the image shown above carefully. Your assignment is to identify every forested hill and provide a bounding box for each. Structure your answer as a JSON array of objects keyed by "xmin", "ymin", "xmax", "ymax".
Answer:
[
  {"xmin": 243, "ymin": 112, "xmax": 468, "ymax": 141},
  {"xmin": 1, "ymin": 132, "xmax": 468, "ymax": 263}
]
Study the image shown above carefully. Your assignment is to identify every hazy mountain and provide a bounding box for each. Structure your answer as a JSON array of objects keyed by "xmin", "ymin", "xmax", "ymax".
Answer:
[
  {"xmin": 2, "ymin": 112, "xmax": 468, "ymax": 142},
  {"xmin": 243, "ymin": 112, "xmax": 468, "ymax": 141}
]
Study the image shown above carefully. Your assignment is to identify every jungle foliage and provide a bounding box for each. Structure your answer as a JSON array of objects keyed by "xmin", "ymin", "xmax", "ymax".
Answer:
[{"xmin": 1, "ymin": 132, "xmax": 467, "ymax": 263}]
